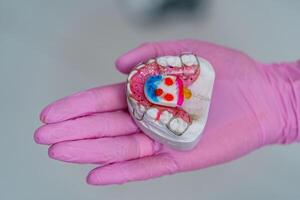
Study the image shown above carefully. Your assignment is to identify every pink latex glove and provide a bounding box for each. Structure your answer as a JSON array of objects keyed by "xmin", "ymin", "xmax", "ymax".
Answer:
[{"xmin": 34, "ymin": 40, "xmax": 300, "ymax": 185}]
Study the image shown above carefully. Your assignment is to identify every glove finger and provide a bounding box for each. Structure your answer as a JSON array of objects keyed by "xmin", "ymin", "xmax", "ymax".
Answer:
[
  {"xmin": 34, "ymin": 111, "xmax": 138, "ymax": 144},
  {"xmin": 86, "ymin": 154, "xmax": 178, "ymax": 185},
  {"xmin": 40, "ymin": 82, "xmax": 127, "ymax": 124},
  {"xmin": 48, "ymin": 133, "xmax": 160, "ymax": 164}
]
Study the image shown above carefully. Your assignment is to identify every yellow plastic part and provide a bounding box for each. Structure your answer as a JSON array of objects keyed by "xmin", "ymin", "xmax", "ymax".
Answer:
[{"xmin": 183, "ymin": 87, "xmax": 192, "ymax": 99}]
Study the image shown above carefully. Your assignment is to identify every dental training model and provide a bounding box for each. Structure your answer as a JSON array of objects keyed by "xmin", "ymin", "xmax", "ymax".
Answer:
[{"xmin": 126, "ymin": 54, "xmax": 215, "ymax": 150}]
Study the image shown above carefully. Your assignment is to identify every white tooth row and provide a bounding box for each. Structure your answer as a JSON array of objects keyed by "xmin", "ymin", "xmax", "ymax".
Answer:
[
  {"xmin": 145, "ymin": 107, "xmax": 189, "ymax": 135},
  {"xmin": 128, "ymin": 98, "xmax": 189, "ymax": 135},
  {"xmin": 156, "ymin": 54, "xmax": 199, "ymax": 67},
  {"xmin": 128, "ymin": 55, "xmax": 198, "ymax": 83}
]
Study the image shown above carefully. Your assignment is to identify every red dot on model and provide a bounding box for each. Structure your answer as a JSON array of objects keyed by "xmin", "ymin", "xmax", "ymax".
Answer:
[
  {"xmin": 164, "ymin": 93, "xmax": 174, "ymax": 101},
  {"xmin": 155, "ymin": 88, "xmax": 163, "ymax": 96},
  {"xmin": 164, "ymin": 77, "xmax": 174, "ymax": 86}
]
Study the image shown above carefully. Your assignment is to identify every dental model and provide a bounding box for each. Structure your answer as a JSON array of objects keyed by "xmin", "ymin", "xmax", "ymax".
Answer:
[{"xmin": 126, "ymin": 54, "xmax": 215, "ymax": 150}]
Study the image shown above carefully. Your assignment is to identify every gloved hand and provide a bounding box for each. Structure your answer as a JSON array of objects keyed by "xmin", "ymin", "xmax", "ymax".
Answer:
[{"xmin": 34, "ymin": 40, "xmax": 300, "ymax": 185}]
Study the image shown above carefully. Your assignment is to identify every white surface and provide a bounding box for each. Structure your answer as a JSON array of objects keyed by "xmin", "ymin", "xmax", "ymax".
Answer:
[{"xmin": 1, "ymin": 0, "xmax": 300, "ymax": 199}]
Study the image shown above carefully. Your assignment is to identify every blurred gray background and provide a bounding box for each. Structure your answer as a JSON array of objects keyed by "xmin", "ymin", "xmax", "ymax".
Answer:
[{"xmin": 1, "ymin": 0, "xmax": 300, "ymax": 199}]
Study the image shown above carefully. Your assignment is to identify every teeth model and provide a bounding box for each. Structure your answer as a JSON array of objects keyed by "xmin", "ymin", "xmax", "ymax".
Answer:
[{"xmin": 126, "ymin": 54, "xmax": 215, "ymax": 150}]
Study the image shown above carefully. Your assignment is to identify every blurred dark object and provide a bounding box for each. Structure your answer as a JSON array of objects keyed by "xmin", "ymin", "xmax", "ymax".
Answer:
[{"xmin": 119, "ymin": 0, "xmax": 206, "ymax": 25}]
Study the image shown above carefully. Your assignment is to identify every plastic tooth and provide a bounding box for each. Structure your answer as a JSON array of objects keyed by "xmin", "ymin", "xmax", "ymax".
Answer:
[
  {"xmin": 195, "ymin": 55, "xmax": 200, "ymax": 66},
  {"xmin": 128, "ymin": 98, "xmax": 146, "ymax": 121},
  {"xmin": 128, "ymin": 70, "xmax": 137, "ymax": 81},
  {"xmin": 126, "ymin": 83, "xmax": 132, "ymax": 94},
  {"xmin": 133, "ymin": 109, "xmax": 144, "ymax": 121},
  {"xmin": 159, "ymin": 111, "xmax": 173, "ymax": 124},
  {"xmin": 156, "ymin": 57, "xmax": 168, "ymax": 67},
  {"xmin": 166, "ymin": 56, "xmax": 181, "ymax": 67},
  {"xmin": 133, "ymin": 104, "xmax": 147, "ymax": 121},
  {"xmin": 138, "ymin": 104, "xmax": 146, "ymax": 115},
  {"xmin": 147, "ymin": 59, "xmax": 155, "ymax": 64},
  {"xmin": 181, "ymin": 54, "xmax": 199, "ymax": 67},
  {"xmin": 166, "ymin": 117, "xmax": 189, "ymax": 136},
  {"xmin": 128, "ymin": 97, "xmax": 137, "ymax": 107},
  {"xmin": 128, "ymin": 98, "xmax": 138, "ymax": 113},
  {"xmin": 157, "ymin": 56, "xmax": 182, "ymax": 67},
  {"xmin": 146, "ymin": 107, "xmax": 158, "ymax": 119},
  {"xmin": 135, "ymin": 63, "xmax": 145, "ymax": 69}
]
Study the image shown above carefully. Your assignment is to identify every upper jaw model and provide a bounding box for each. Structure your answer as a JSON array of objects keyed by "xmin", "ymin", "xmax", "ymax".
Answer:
[{"xmin": 126, "ymin": 54, "xmax": 215, "ymax": 150}]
